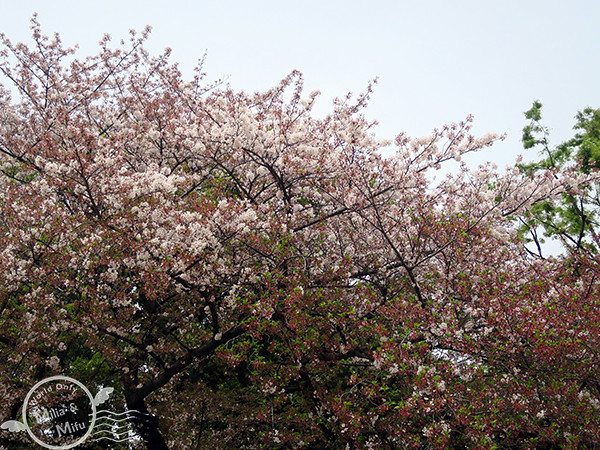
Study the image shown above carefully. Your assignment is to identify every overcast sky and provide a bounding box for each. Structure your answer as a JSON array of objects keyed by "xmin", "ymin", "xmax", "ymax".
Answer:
[{"xmin": 1, "ymin": 1, "xmax": 599, "ymax": 169}]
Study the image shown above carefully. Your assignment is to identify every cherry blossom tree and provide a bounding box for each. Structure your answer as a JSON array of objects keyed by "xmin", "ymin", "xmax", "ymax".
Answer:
[{"xmin": 1, "ymin": 18, "xmax": 600, "ymax": 449}]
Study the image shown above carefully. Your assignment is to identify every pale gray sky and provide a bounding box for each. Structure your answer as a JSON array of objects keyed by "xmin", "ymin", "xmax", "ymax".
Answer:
[{"xmin": 1, "ymin": 0, "xmax": 599, "ymax": 168}]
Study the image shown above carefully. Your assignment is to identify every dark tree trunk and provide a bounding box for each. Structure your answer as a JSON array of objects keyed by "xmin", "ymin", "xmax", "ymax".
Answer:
[{"xmin": 124, "ymin": 390, "xmax": 169, "ymax": 450}]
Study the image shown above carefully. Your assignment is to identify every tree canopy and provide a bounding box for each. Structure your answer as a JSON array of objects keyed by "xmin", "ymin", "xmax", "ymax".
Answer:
[{"xmin": 1, "ymin": 20, "xmax": 600, "ymax": 449}]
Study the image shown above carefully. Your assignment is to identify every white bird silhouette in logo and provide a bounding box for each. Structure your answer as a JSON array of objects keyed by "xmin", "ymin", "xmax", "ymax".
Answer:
[
  {"xmin": 1, "ymin": 420, "xmax": 27, "ymax": 432},
  {"xmin": 93, "ymin": 387, "xmax": 114, "ymax": 406}
]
